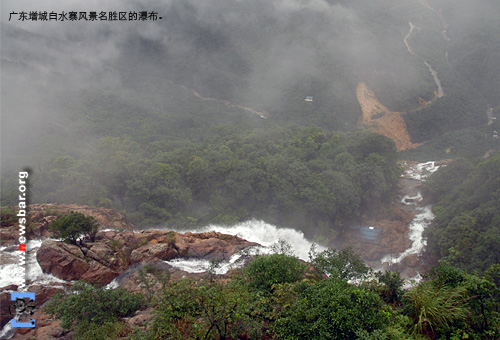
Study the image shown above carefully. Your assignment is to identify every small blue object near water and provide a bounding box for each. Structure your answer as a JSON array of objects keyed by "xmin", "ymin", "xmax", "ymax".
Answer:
[{"xmin": 350, "ymin": 225, "xmax": 382, "ymax": 243}]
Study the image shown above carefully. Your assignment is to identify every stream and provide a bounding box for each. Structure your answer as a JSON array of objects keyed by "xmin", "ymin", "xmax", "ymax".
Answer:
[
  {"xmin": 403, "ymin": 21, "xmax": 446, "ymax": 100},
  {"xmin": 379, "ymin": 161, "xmax": 442, "ymax": 280},
  {"xmin": 424, "ymin": 62, "xmax": 444, "ymax": 98}
]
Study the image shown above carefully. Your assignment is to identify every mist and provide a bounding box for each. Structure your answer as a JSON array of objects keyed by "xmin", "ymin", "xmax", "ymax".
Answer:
[{"xmin": 1, "ymin": 0, "xmax": 499, "ymax": 205}]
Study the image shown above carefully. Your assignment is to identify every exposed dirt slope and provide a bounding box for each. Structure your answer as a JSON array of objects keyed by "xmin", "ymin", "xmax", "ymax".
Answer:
[{"xmin": 356, "ymin": 82, "xmax": 419, "ymax": 151}]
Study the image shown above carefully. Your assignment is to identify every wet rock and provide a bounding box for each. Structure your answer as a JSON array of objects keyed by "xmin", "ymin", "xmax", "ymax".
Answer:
[
  {"xmin": 1, "ymin": 203, "xmax": 134, "ymax": 248},
  {"xmin": 36, "ymin": 240, "xmax": 118, "ymax": 285},
  {"xmin": 35, "ymin": 227, "xmax": 258, "ymax": 286},
  {"xmin": 126, "ymin": 308, "xmax": 154, "ymax": 330},
  {"xmin": 0, "ymin": 251, "xmax": 17, "ymax": 266},
  {"xmin": 401, "ymin": 253, "xmax": 420, "ymax": 268},
  {"xmin": 36, "ymin": 240, "xmax": 89, "ymax": 281},
  {"xmin": 27, "ymin": 204, "xmax": 135, "ymax": 232},
  {"xmin": 11, "ymin": 311, "xmax": 71, "ymax": 340},
  {"xmin": 0, "ymin": 290, "xmax": 15, "ymax": 329}
]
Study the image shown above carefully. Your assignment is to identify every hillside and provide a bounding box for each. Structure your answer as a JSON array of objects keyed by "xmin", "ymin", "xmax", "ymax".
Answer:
[
  {"xmin": 2, "ymin": 0, "xmax": 500, "ymax": 178},
  {"xmin": 1, "ymin": 206, "xmax": 499, "ymax": 339}
]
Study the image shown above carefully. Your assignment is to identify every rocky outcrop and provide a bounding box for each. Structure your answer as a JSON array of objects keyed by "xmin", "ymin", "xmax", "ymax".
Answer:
[
  {"xmin": 1, "ymin": 204, "xmax": 134, "ymax": 248},
  {"xmin": 28, "ymin": 204, "xmax": 135, "ymax": 232},
  {"xmin": 345, "ymin": 205, "xmax": 415, "ymax": 262},
  {"xmin": 36, "ymin": 240, "xmax": 119, "ymax": 285},
  {"xmin": 2, "ymin": 205, "xmax": 260, "ymax": 339},
  {"xmin": 35, "ymin": 229, "xmax": 258, "ymax": 286},
  {"xmin": 11, "ymin": 310, "xmax": 72, "ymax": 340}
]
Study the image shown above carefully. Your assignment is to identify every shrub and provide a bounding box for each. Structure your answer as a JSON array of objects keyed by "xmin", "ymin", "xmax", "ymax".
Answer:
[
  {"xmin": 273, "ymin": 279, "xmax": 389, "ymax": 340},
  {"xmin": 44, "ymin": 281, "xmax": 143, "ymax": 330},
  {"xmin": 246, "ymin": 254, "xmax": 306, "ymax": 292},
  {"xmin": 49, "ymin": 211, "xmax": 99, "ymax": 244},
  {"xmin": 150, "ymin": 279, "xmax": 264, "ymax": 339},
  {"xmin": 404, "ymin": 281, "xmax": 470, "ymax": 337}
]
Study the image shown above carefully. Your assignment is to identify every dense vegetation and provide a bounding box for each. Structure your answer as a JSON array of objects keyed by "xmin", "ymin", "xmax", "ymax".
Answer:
[
  {"xmin": 3, "ymin": 0, "xmax": 499, "ymax": 193},
  {"xmin": 399, "ymin": 126, "xmax": 500, "ymax": 162},
  {"xmin": 45, "ymin": 281, "xmax": 144, "ymax": 339},
  {"xmin": 44, "ymin": 245, "xmax": 500, "ymax": 339},
  {"xmin": 423, "ymin": 154, "xmax": 500, "ymax": 273},
  {"xmin": 1, "ymin": 125, "xmax": 400, "ymax": 241},
  {"xmin": 2, "ymin": 0, "xmax": 500, "ymax": 338}
]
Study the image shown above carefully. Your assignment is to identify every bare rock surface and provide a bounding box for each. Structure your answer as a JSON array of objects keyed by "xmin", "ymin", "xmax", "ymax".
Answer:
[{"xmin": 1, "ymin": 203, "xmax": 134, "ymax": 248}]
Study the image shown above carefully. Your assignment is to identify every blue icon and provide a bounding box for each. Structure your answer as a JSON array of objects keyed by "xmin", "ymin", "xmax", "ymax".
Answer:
[{"xmin": 9, "ymin": 293, "xmax": 36, "ymax": 328}]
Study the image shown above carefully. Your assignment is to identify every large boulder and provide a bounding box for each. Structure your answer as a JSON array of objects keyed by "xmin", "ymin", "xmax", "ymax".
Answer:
[
  {"xmin": 174, "ymin": 231, "xmax": 259, "ymax": 261},
  {"xmin": 0, "ymin": 287, "xmax": 15, "ymax": 329},
  {"xmin": 36, "ymin": 240, "xmax": 119, "ymax": 285},
  {"xmin": 35, "ymin": 228, "xmax": 258, "ymax": 286}
]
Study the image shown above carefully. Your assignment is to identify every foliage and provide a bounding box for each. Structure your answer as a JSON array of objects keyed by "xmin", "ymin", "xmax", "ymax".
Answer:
[
  {"xmin": 246, "ymin": 253, "xmax": 307, "ymax": 292},
  {"xmin": 423, "ymin": 154, "xmax": 500, "ymax": 273},
  {"xmin": 375, "ymin": 271, "xmax": 405, "ymax": 304},
  {"xmin": 149, "ymin": 278, "xmax": 264, "ymax": 340},
  {"xmin": 272, "ymin": 278, "xmax": 389, "ymax": 340},
  {"xmin": 42, "ymin": 255, "xmax": 500, "ymax": 339},
  {"xmin": 309, "ymin": 246, "xmax": 371, "ymax": 281},
  {"xmin": 49, "ymin": 211, "xmax": 100, "ymax": 245},
  {"xmin": 74, "ymin": 321, "xmax": 131, "ymax": 340},
  {"xmin": 404, "ymin": 280, "xmax": 470, "ymax": 337},
  {"xmin": 399, "ymin": 128, "xmax": 500, "ymax": 162},
  {"xmin": 4, "ymin": 117, "xmax": 401, "ymax": 238},
  {"xmin": 44, "ymin": 281, "xmax": 143, "ymax": 330},
  {"xmin": 0, "ymin": 206, "xmax": 18, "ymax": 226},
  {"xmin": 136, "ymin": 264, "xmax": 171, "ymax": 305}
]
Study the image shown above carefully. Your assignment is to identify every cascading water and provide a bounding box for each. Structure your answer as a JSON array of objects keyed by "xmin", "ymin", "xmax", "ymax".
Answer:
[
  {"xmin": 380, "ymin": 161, "xmax": 442, "ymax": 276},
  {"xmin": 165, "ymin": 220, "xmax": 327, "ymax": 274},
  {"xmin": 0, "ymin": 240, "xmax": 68, "ymax": 339},
  {"xmin": 0, "ymin": 240, "xmax": 66, "ymax": 288},
  {"xmin": 1, "ymin": 162, "xmax": 443, "ymax": 296},
  {"xmin": 381, "ymin": 205, "xmax": 434, "ymax": 264}
]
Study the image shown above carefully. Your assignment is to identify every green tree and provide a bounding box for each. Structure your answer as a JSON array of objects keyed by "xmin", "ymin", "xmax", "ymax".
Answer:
[
  {"xmin": 150, "ymin": 279, "xmax": 264, "ymax": 340},
  {"xmin": 273, "ymin": 279, "xmax": 389, "ymax": 340},
  {"xmin": 375, "ymin": 271, "xmax": 405, "ymax": 304},
  {"xmin": 49, "ymin": 211, "xmax": 100, "ymax": 244},
  {"xmin": 309, "ymin": 246, "xmax": 371, "ymax": 281},
  {"xmin": 246, "ymin": 254, "xmax": 307, "ymax": 293}
]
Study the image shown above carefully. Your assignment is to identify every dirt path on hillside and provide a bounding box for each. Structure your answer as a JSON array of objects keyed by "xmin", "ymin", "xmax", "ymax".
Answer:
[
  {"xmin": 180, "ymin": 85, "xmax": 270, "ymax": 119},
  {"xmin": 403, "ymin": 22, "xmax": 421, "ymax": 55},
  {"xmin": 356, "ymin": 82, "xmax": 419, "ymax": 151}
]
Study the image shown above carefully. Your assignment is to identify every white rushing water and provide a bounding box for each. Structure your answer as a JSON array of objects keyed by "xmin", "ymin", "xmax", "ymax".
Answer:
[
  {"xmin": 166, "ymin": 250, "xmax": 261, "ymax": 275},
  {"xmin": 165, "ymin": 220, "xmax": 326, "ymax": 274},
  {"xmin": 402, "ymin": 161, "xmax": 441, "ymax": 181},
  {"xmin": 381, "ymin": 205, "xmax": 434, "ymax": 264},
  {"xmin": 0, "ymin": 240, "xmax": 66, "ymax": 289},
  {"xmin": 380, "ymin": 161, "xmax": 442, "ymax": 273}
]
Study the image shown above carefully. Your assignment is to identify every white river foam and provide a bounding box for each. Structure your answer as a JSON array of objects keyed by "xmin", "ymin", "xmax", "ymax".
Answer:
[
  {"xmin": 381, "ymin": 205, "xmax": 434, "ymax": 264},
  {"xmin": 0, "ymin": 240, "xmax": 67, "ymax": 289},
  {"xmin": 166, "ymin": 220, "xmax": 326, "ymax": 274}
]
